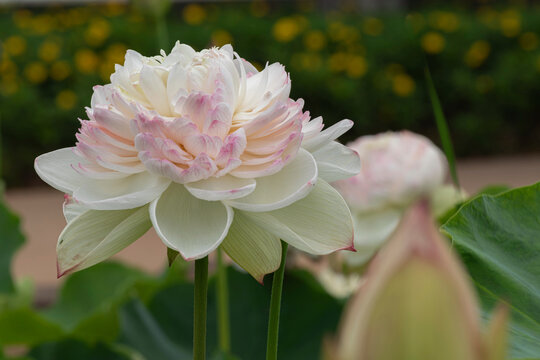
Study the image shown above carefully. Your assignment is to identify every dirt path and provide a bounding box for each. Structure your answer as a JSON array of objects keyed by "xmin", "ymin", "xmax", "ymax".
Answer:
[{"xmin": 5, "ymin": 154, "xmax": 540, "ymax": 287}]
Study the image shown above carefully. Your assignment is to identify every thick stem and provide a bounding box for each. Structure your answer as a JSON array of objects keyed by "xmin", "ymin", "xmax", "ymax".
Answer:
[
  {"xmin": 265, "ymin": 241, "xmax": 288, "ymax": 360},
  {"xmin": 216, "ymin": 248, "xmax": 231, "ymax": 353},
  {"xmin": 194, "ymin": 256, "xmax": 208, "ymax": 360}
]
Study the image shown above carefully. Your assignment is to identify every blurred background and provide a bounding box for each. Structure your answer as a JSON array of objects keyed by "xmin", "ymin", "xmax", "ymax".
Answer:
[{"xmin": 1, "ymin": 0, "xmax": 539, "ymax": 285}]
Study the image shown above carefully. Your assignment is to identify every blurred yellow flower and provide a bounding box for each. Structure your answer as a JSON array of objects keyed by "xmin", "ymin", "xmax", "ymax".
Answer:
[
  {"xmin": 31, "ymin": 14, "xmax": 55, "ymax": 35},
  {"xmin": 291, "ymin": 52, "xmax": 322, "ymax": 72},
  {"xmin": 346, "ymin": 55, "xmax": 368, "ymax": 79},
  {"xmin": 105, "ymin": 43, "xmax": 128, "ymax": 65},
  {"xmin": 519, "ymin": 32, "xmax": 538, "ymax": 51},
  {"xmin": 0, "ymin": 58, "xmax": 17, "ymax": 74},
  {"xmin": 363, "ymin": 17, "xmax": 384, "ymax": 36},
  {"xmin": 476, "ymin": 75, "xmax": 494, "ymax": 94},
  {"xmin": 212, "ymin": 30, "xmax": 233, "ymax": 47},
  {"xmin": 1, "ymin": 74, "xmax": 19, "ymax": 96},
  {"xmin": 56, "ymin": 90, "xmax": 77, "ymax": 110},
  {"xmin": 304, "ymin": 30, "xmax": 326, "ymax": 51},
  {"xmin": 100, "ymin": 62, "xmax": 114, "ymax": 82},
  {"xmin": 38, "ymin": 41, "xmax": 61, "ymax": 62},
  {"xmin": 12, "ymin": 10, "xmax": 32, "ymax": 29},
  {"xmin": 250, "ymin": 0, "xmax": 269, "ymax": 17},
  {"xmin": 392, "ymin": 73, "xmax": 415, "ymax": 97},
  {"xmin": 182, "ymin": 3, "xmax": 206, "ymax": 25},
  {"xmin": 499, "ymin": 10, "xmax": 521, "ymax": 38},
  {"xmin": 328, "ymin": 52, "xmax": 348, "ymax": 73},
  {"xmin": 24, "ymin": 62, "xmax": 48, "ymax": 84},
  {"xmin": 4, "ymin": 36, "xmax": 27, "ymax": 56},
  {"xmin": 273, "ymin": 17, "xmax": 302, "ymax": 43},
  {"xmin": 406, "ymin": 12, "xmax": 425, "ymax": 33},
  {"xmin": 84, "ymin": 18, "xmax": 111, "ymax": 47},
  {"xmin": 421, "ymin": 31, "xmax": 445, "ymax": 54},
  {"xmin": 465, "ymin": 41, "xmax": 491, "ymax": 68},
  {"xmin": 75, "ymin": 49, "xmax": 99, "ymax": 74},
  {"xmin": 50, "ymin": 61, "xmax": 71, "ymax": 81},
  {"xmin": 430, "ymin": 11, "xmax": 460, "ymax": 33}
]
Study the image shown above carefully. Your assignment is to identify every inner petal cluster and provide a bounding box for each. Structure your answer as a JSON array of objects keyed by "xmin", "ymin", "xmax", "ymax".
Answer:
[{"xmin": 74, "ymin": 43, "xmax": 308, "ymax": 184}]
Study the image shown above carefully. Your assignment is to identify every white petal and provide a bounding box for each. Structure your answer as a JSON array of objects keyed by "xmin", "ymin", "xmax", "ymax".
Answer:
[
  {"xmin": 344, "ymin": 208, "xmax": 403, "ymax": 266},
  {"xmin": 184, "ymin": 176, "xmax": 256, "ymax": 201},
  {"xmin": 140, "ymin": 65, "xmax": 170, "ymax": 115},
  {"xmin": 34, "ymin": 148, "xmax": 87, "ymax": 194},
  {"xmin": 226, "ymin": 149, "xmax": 317, "ymax": 212},
  {"xmin": 301, "ymin": 119, "xmax": 354, "ymax": 152},
  {"xmin": 57, "ymin": 205, "xmax": 151, "ymax": 276},
  {"xmin": 150, "ymin": 183, "xmax": 234, "ymax": 260},
  {"xmin": 312, "ymin": 141, "xmax": 361, "ymax": 182},
  {"xmin": 73, "ymin": 172, "xmax": 171, "ymax": 210},
  {"xmin": 63, "ymin": 195, "xmax": 88, "ymax": 223},
  {"xmin": 221, "ymin": 211, "xmax": 281, "ymax": 282},
  {"xmin": 241, "ymin": 179, "xmax": 354, "ymax": 255}
]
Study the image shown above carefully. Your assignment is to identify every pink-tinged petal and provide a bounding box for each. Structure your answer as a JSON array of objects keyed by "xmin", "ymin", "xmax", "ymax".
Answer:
[
  {"xmin": 205, "ymin": 102, "xmax": 232, "ymax": 138},
  {"xmin": 185, "ymin": 175, "xmax": 256, "ymax": 201},
  {"xmin": 135, "ymin": 133, "xmax": 192, "ymax": 164},
  {"xmin": 301, "ymin": 119, "xmax": 354, "ymax": 152},
  {"xmin": 233, "ymin": 102, "xmax": 288, "ymax": 135},
  {"xmin": 141, "ymin": 152, "xmax": 217, "ymax": 184},
  {"xmin": 215, "ymin": 128, "xmax": 247, "ymax": 167},
  {"xmin": 75, "ymin": 162, "xmax": 132, "ymax": 180},
  {"xmin": 150, "ymin": 183, "xmax": 234, "ymax": 260},
  {"xmin": 183, "ymin": 133, "xmax": 223, "ymax": 159},
  {"xmin": 301, "ymin": 115, "xmax": 324, "ymax": 141},
  {"xmin": 164, "ymin": 117, "xmax": 199, "ymax": 144},
  {"xmin": 35, "ymin": 148, "xmax": 88, "ymax": 193},
  {"xmin": 73, "ymin": 172, "xmax": 171, "ymax": 210},
  {"xmin": 63, "ymin": 194, "xmax": 87, "ymax": 223},
  {"xmin": 226, "ymin": 149, "xmax": 317, "ymax": 212},
  {"xmin": 90, "ymin": 106, "xmax": 133, "ymax": 137}
]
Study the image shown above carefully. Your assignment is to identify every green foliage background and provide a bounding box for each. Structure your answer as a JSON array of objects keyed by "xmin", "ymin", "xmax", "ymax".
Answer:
[{"xmin": 1, "ymin": 2, "xmax": 540, "ymax": 186}]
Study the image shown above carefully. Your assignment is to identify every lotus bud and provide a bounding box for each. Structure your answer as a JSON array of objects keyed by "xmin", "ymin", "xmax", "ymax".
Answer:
[
  {"xmin": 329, "ymin": 200, "xmax": 507, "ymax": 360},
  {"xmin": 333, "ymin": 131, "xmax": 448, "ymax": 266}
]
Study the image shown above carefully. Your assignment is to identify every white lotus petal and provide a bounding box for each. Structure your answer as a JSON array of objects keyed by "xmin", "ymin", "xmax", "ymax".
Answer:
[
  {"xmin": 140, "ymin": 65, "xmax": 170, "ymax": 115},
  {"xmin": 226, "ymin": 149, "xmax": 317, "ymax": 212},
  {"xmin": 241, "ymin": 179, "xmax": 354, "ymax": 255},
  {"xmin": 302, "ymin": 119, "xmax": 354, "ymax": 152},
  {"xmin": 34, "ymin": 148, "xmax": 87, "ymax": 194},
  {"xmin": 221, "ymin": 211, "xmax": 281, "ymax": 282},
  {"xmin": 57, "ymin": 205, "xmax": 151, "ymax": 276},
  {"xmin": 344, "ymin": 208, "xmax": 403, "ymax": 266},
  {"xmin": 312, "ymin": 141, "xmax": 361, "ymax": 182},
  {"xmin": 150, "ymin": 183, "xmax": 234, "ymax": 260},
  {"xmin": 63, "ymin": 195, "xmax": 88, "ymax": 223},
  {"xmin": 184, "ymin": 176, "xmax": 256, "ymax": 201},
  {"xmin": 73, "ymin": 172, "xmax": 171, "ymax": 210}
]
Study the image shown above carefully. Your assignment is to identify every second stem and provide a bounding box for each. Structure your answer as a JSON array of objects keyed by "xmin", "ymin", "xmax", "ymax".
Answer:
[{"xmin": 194, "ymin": 256, "xmax": 208, "ymax": 360}]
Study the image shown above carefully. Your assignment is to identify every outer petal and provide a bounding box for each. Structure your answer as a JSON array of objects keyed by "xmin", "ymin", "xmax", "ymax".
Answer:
[
  {"xmin": 184, "ymin": 176, "xmax": 256, "ymax": 201},
  {"xmin": 221, "ymin": 211, "xmax": 282, "ymax": 282},
  {"xmin": 344, "ymin": 208, "xmax": 403, "ymax": 266},
  {"xmin": 241, "ymin": 179, "xmax": 354, "ymax": 255},
  {"xmin": 57, "ymin": 205, "xmax": 151, "ymax": 277},
  {"xmin": 301, "ymin": 119, "xmax": 353, "ymax": 152},
  {"xmin": 312, "ymin": 141, "xmax": 361, "ymax": 182},
  {"xmin": 226, "ymin": 149, "xmax": 317, "ymax": 212},
  {"xmin": 34, "ymin": 148, "xmax": 87, "ymax": 193},
  {"xmin": 73, "ymin": 172, "xmax": 171, "ymax": 210},
  {"xmin": 150, "ymin": 183, "xmax": 234, "ymax": 260},
  {"xmin": 63, "ymin": 195, "xmax": 87, "ymax": 223}
]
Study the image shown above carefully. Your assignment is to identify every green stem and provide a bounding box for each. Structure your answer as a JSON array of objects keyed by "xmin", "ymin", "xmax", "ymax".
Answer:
[
  {"xmin": 194, "ymin": 256, "xmax": 208, "ymax": 360},
  {"xmin": 266, "ymin": 241, "xmax": 288, "ymax": 360},
  {"xmin": 216, "ymin": 248, "xmax": 231, "ymax": 353}
]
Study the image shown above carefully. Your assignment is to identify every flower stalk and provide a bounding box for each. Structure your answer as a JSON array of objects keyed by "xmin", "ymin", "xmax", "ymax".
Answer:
[
  {"xmin": 266, "ymin": 241, "xmax": 288, "ymax": 360},
  {"xmin": 194, "ymin": 256, "xmax": 208, "ymax": 360},
  {"xmin": 216, "ymin": 248, "xmax": 231, "ymax": 353}
]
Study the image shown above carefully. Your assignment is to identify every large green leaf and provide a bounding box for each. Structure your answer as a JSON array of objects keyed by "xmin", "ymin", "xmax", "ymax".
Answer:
[
  {"xmin": 0, "ymin": 196, "xmax": 25, "ymax": 294},
  {"xmin": 0, "ymin": 308, "xmax": 63, "ymax": 346},
  {"xmin": 442, "ymin": 182, "xmax": 540, "ymax": 359},
  {"xmin": 42, "ymin": 262, "xmax": 148, "ymax": 343},
  {"xmin": 119, "ymin": 267, "xmax": 343, "ymax": 360},
  {"xmin": 29, "ymin": 339, "xmax": 133, "ymax": 360}
]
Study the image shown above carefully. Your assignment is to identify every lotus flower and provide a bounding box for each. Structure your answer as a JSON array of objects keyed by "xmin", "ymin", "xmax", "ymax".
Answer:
[
  {"xmin": 332, "ymin": 131, "xmax": 447, "ymax": 266},
  {"xmin": 35, "ymin": 42, "xmax": 360, "ymax": 281},
  {"xmin": 327, "ymin": 201, "xmax": 508, "ymax": 360}
]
